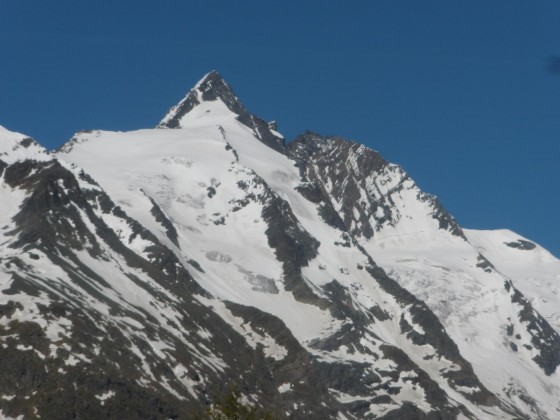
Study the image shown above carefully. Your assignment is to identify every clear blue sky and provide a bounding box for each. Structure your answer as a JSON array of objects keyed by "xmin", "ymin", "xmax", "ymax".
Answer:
[{"xmin": 1, "ymin": 1, "xmax": 559, "ymax": 256}]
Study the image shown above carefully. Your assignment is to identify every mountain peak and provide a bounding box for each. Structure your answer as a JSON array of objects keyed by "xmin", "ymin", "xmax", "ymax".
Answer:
[
  {"xmin": 157, "ymin": 71, "xmax": 286, "ymax": 153},
  {"xmin": 157, "ymin": 71, "xmax": 247, "ymax": 129},
  {"xmin": 193, "ymin": 70, "xmax": 245, "ymax": 112},
  {"xmin": 196, "ymin": 69, "xmax": 220, "ymax": 83},
  {"xmin": 194, "ymin": 70, "xmax": 226, "ymax": 90}
]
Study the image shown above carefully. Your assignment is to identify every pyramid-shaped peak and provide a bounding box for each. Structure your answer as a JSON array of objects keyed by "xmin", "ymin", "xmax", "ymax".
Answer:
[
  {"xmin": 158, "ymin": 71, "xmax": 247, "ymax": 129},
  {"xmin": 194, "ymin": 70, "xmax": 246, "ymax": 113},
  {"xmin": 157, "ymin": 71, "xmax": 286, "ymax": 153},
  {"xmin": 194, "ymin": 70, "xmax": 226, "ymax": 90}
]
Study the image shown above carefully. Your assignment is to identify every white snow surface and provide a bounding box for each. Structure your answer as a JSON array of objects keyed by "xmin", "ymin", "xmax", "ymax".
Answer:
[
  {"xmin": 6, "ymin": 87, "xmax": 547, "ymax": 418},
  {"xmin": 56, "ymin": 101, "xmax": 344, "ymax": 345},
  {"xmin": 365, "ymin": 226, "xmax": 560, "ymax": 418},
  {"xmin": 0, "ymin": 125, "xmax": 51, "ymax": 163},
  {"xmin": 465, "ymin": 229, "xmax": 560, "ymax": 332}
]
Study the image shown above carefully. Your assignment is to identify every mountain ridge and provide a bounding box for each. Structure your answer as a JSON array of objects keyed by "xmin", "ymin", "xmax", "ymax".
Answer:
[{"xmin": 0, "ymin": 73, "xmax": 559, "ymax": 419}]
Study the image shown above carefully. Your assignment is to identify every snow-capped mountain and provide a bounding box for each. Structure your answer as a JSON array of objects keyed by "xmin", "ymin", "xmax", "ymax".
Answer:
[{"xmin": 1, "ymin": 71, "xmax": 559, "ymax": 419}]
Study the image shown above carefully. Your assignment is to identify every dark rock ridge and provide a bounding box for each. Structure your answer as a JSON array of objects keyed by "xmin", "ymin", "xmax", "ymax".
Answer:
[
  {"xmin": 505, "ymin": 280, "xmax": 560, "ymax": 375},
  {"xmin": 505, "ymin": 239, "xmax": 536, "ymax": 251},
  {"xmin": 287, "ymin": 131, "xmax": 465, "ymax": 240}
]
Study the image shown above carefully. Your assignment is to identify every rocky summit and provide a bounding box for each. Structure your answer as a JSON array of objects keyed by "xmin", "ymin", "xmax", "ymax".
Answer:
[{"xmin": 1, "ymin": 71, "xmax": 560, "ymax": 419}]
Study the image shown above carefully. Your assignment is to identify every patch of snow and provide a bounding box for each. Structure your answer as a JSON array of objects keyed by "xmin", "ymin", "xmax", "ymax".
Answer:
[
  {"xmin": 95, "ymin": 390, "xmax": 116, "ymax": 405},
  {"xmin": 278, "ymin": 383, "xmax": 292, "ymax": 393}
]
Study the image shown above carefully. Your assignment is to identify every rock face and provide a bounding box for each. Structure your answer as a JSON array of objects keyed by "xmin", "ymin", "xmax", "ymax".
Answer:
[{"xmin": 1, "ymin": 73, "xmax": 560, "ymax": 419}]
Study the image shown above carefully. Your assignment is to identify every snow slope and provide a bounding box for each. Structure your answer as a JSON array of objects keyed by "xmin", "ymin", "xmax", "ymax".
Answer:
[
  {"xmin": 1, "ymin": 72, "xmax": 558, "ymax": 419},
  {"xmin": 465, "ymin": 229, "xmax": 560, "ymax": 333},
  {"xmin": 0, "ymin": 125, "xmax": 50, "ymax": 163}
]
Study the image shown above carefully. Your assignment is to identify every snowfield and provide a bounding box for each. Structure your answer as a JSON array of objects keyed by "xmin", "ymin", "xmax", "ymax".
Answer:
[{"xmin": 0, "ymin": 71, "xmax": 558, "ymax": 419}]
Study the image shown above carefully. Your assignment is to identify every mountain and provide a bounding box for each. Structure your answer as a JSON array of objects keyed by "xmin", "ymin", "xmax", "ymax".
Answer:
[{"xmin": 1, "ymin": 71, "xmax": 559, "ymax": 419}]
